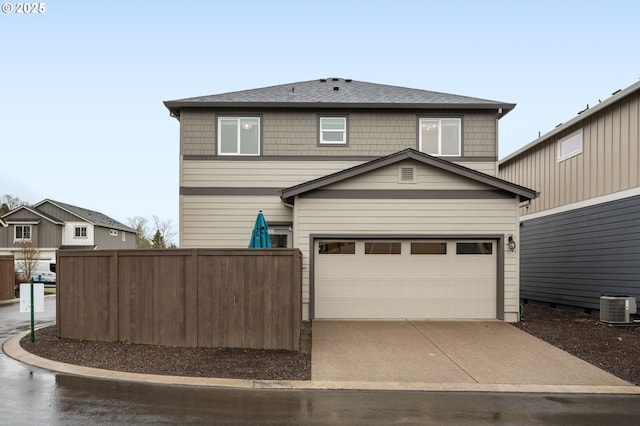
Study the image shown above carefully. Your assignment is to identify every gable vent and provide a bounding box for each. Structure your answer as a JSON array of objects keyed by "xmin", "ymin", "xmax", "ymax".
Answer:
[{"xmin": 398, "ymin": 165, "xmax": 417, "ymax": 183}]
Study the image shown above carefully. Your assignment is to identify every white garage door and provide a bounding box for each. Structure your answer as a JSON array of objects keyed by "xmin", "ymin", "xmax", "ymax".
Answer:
[{"xmin": 314, "ymin": 240, "xmax": 497, "ymax": 319}]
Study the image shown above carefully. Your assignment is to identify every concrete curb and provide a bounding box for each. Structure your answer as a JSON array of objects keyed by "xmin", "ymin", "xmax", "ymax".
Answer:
[{"xmin": 3, "ymin": 327, "xmax": 640, "ymax": 395}]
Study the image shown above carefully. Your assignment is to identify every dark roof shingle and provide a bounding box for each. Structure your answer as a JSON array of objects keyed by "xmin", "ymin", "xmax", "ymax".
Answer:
[{"xmin": 164, "ymin": 78, "xmax": 515, "ymax": 117}]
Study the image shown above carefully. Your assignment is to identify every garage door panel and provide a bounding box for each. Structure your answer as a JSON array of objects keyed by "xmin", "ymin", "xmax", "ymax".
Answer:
[
  {"xmin": 315, "ymin": 296, "xmax": 496, "ymax": 319},
  {"xmin": 315, "ymin": 240, "xmax": 497, "ymax": 319}
]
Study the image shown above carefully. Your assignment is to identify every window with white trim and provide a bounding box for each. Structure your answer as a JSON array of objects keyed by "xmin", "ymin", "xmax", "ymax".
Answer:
[
  {"xmin": 419, "ymin": 118, "xmax": 461, "ymax": 156},
  {"xmin": 558, "ymin": 130, "xmax": 582, "ymax": 161},
  {"xmin": 110, "ymin": 229, "xmax": 118, "ymax": 237},
  {"xmin": 319, "ymin": 117, "xmax": 347, "ymax": 144},
  {"xmin": 14, "ymin": 225, "xmax": 31, "ymax": 242},
  {"xmin": 74, "ymin": 226, "xmax": 87, "ymax": 238},
  {"xmin": 218, "ymin": 117, "xmax": 260, "ymax": 155}
]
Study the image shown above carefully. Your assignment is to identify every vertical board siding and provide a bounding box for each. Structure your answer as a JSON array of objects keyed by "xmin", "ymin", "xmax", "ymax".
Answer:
[
  {"xmin": 57, "ymin": 249, "xmax": 302, "ymax": 350},
  {"xmin": 520, "ymin": 195, "xmax": 640, "ymax": 309},
  {"xmin": 499, "ymin": 90, "xmax": 640, "ymax": 216},
  {"xmin": 0, "ymin": 256, "xmax": 14, "ymax": 300}
]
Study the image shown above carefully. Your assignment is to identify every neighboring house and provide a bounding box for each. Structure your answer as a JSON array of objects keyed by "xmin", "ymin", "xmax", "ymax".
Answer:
[
  {"xmin": 165, "ymin": 78, "xmax": 537, "ymax": 321},
  {"xmin": 499, "ymin": 80, "xmax": 640, "ymax": 312},
  {"xmin": 0, "ymin": 199, "xmax": 136, "ymax": 262}
]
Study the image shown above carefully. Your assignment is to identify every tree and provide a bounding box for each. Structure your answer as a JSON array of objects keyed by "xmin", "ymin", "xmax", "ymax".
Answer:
[
  {"xmin": 1, "ymin": 194, "xmax": 29, "ymax": 215},
  {"xmin": 152, "ymin": 215, "xmax": 176, "ymax": 248},
  {"xmin": 1, "ymin": 194, "xmax": 29, "ymax": 210},
  {"xmin": 128, "ymin": 216, "xmax": 151, "ymax": 249},
  {"xmin": 15, "ymin": 241, "xmax": 40, "ymax": 283},
  {"xmin": 151, "ymin": 229, "xmax": 165, "ymax": 249}
]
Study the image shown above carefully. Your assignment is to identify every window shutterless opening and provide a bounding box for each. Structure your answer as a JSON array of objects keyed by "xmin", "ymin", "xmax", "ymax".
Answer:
[
  {"xmin": 318, "ymin": 241, "xmax": 355, "ymax": 254},
  {"xmin": 456, "ymin": 242, "xmax": 493, "ymax": 254},
  {"xmin": 364, "ymin": 242, "xmax": 401, "ymax": 254},
  {"xmin": 411, "ymin": 242, "xmax": 447, "ymax": 254}
]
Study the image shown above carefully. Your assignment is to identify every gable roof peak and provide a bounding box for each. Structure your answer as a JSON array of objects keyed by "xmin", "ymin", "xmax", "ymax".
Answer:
[
  {"xmin": 34, "ymin": 199, "xmax": 135, "ymax": 232},
  {"xmin": 280, "ymin": 148, "xmax": 537, "ymax": 204}
]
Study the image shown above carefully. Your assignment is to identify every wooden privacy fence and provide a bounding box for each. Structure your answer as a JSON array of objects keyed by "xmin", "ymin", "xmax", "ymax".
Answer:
[
  {"xmin": 0, "ymin": 256, "xmax": 14, "ymax": 300},
  {"xmin": 57, "ymin": 249, "xmax": 302, "ymax": 350}
]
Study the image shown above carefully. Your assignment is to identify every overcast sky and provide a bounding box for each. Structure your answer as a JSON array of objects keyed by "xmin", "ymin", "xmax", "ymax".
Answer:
[{"xmin": 2, "ymin": 0, "xmax": 639, "ymax": 242}]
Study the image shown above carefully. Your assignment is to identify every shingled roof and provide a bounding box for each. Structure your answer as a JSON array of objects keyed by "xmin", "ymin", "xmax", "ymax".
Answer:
[
  {"xmin": 164, "ymin": 78, "xmax": 515, "ymax": 118},
  {"xmin": 33, "ymin": 199, "xmax": 135, "ymax": 232}
]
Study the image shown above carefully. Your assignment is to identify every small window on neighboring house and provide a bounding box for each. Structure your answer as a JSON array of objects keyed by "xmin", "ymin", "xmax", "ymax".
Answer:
[
  {"xmin": 74, "ymin": 226, "xmax": 87, "ymax": 238},
  {"xmin": 122, "ymin": 232, "xmax": 126, "ymax": 242},
  {"xmin": 14, "ymin": 225, "xmax": 31, "ymax": 242},
  {"xmin": 558, "ymin": 130, "xmax": 582, "ymax": 161},
  {"xmin": 319, "ymin": 117, "xmax": 347, "ymax": 145},
  {"xmin": 110, "ymin": 229, "xmax": 118, "ymax": 237},
  {"xmin": 218, "ymin": 117, "xmax": 260, "ymax": 155},
  {"xmin": 419, "ymin": 118, "xmax": 461, "ymax": 156}
]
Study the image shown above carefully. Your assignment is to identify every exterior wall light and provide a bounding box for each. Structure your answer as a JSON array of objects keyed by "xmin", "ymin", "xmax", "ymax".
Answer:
[{"xmin": 508, "ymin": 235, "xmax": 516, "ymax": 251}]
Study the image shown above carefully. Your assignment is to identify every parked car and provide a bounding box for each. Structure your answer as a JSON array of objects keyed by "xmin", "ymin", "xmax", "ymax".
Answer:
[{"xmin": 15, "ymin": 260, "xmax": 56, "ymax": 284}]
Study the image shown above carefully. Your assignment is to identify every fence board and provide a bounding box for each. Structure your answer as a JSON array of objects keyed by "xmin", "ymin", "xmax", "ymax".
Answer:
[
  {"xmin": 58, "ymin": 249, "xmax": 302, "ymax": 350},
  {"xmin": 0, "ymin": 256, "xmax": 14, "ymax": 300}
]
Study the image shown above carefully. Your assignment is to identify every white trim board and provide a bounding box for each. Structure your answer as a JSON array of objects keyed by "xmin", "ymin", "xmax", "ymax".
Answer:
[{"xmin": 521, "ymin": 186, "xmax": 640, "ymax": 222}]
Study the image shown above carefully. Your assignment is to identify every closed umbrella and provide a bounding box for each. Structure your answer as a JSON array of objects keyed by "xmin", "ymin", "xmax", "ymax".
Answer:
[{"xmin": 248, "ymin": 210, "xmax": 271, "ymax": 248}]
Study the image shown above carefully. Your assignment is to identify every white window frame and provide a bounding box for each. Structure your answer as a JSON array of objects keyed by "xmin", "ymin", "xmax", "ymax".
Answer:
[
  {"xmin": 217, "ymin": 117, "xmax": 261, "ymax": 156},
  {"xmin": 14, "ymin": 225, "xmax": 32, "ymax": 242},
  {"xmin": 419, "ymin": 117, "xmax": 462, "ymax": 156},
  {"xmin": 74, "ymin": 226, "xmax": 88, "ymax": 239},
  {"xmin": 558, "ymin": 129, "xmax": 582, "ymax": 162},
  {"xmin": 319, "ymin": 116, "xmax": 347, "ymax": 145}
]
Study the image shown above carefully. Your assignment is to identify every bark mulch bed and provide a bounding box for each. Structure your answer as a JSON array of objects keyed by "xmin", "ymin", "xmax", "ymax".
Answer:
[
  {"xmin": 20, "ymin": 322, "xmax": 311, "ymax": 381},
  {"xmin": 514, "ymin": 303, "xmax": 640, "ymax": 385},
  {"xmin": 20, "ymin": 306, "xmax": 640, "ymax": 385}
]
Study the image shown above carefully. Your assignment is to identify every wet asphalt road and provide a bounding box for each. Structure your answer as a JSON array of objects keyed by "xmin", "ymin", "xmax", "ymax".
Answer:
[{"xmin": 1, "ymin": 297, "xmax": 640, "ymax": 425}]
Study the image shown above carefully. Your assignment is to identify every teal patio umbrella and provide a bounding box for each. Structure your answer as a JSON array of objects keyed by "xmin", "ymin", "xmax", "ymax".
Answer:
[{"xmin": 248, "ymin": 210, "xmax": 271, "ymax": 248}]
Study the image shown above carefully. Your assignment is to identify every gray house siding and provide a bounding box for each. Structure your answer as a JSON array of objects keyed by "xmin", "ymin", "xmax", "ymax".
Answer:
[
  {"xmin": 520, "ymin": 194, "xmax": 640, "ymax": 310},
  {"xmin": 180, "ymin": 109, "xmax": 498, "ymax": 159},
  {"xmin": 35, "ymin": 202, "xmax": 81, "ymax": 222},
  {"xmin": 1, "ymin": 211, "xmax": 62, "ymax": 249},
  {"xmin": 94, "ymin": 227, "xmax": 135, "ymax": 249}
]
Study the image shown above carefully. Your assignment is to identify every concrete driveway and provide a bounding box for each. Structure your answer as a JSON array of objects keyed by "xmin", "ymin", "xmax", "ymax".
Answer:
[{"xmin": 312, "ymin": 321, "xmax": 632, "ymax": 388}]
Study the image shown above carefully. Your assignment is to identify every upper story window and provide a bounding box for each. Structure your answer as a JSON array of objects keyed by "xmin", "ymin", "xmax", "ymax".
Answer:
[
  {"xmin": 558, "ymin": 129, "xmax": 582, "ymax": 162},
  {"xmin": 419, "ymin": 118, "xmax": 461, "ymax": 156},
  {"xmin": 14, "ymin": 225, "xmax": 31, "ymax": 242},
  {"xmin": 218, "ymin": 117, "xmax": 260, "ymax": 155},
  {"xmin": 74, "ymin": 226, "xmax": 87, "ymax": 238},
  {"xmin": 319, "ymin": 117, "xmax": 347, "ymax": 145}
]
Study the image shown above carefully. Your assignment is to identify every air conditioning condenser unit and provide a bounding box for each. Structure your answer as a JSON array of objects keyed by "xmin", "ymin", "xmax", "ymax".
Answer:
[{"xmin": 600, "ymin": 296, "xmax": 637, "ymax": 324}]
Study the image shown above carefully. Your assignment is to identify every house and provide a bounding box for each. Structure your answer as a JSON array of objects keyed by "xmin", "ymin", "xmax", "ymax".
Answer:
[
  {"xmin": 0, "ymin": 199, "xmax": 137, "ymax": 263},
  {"xmin": 499, "ymin": 80, "xmax": 640, "ymax": 312},
  {"xmin": 164, "ymin": 78, "xmax": 537, "ymax": 322}
]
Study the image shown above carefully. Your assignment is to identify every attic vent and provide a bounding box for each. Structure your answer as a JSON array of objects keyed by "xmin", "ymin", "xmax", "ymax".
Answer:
[
  {"xmin": 319, "ymin": 78, "xmax": 327, "ymax": 82},
  {"xmin": 398, "ymin": 165, "xmax": 417, "ymax": 184},
  {"xmin": 332, "ymin": 78, "xmax": 339, "ymax": 81},
  {"xmin": 333, "ymin": 86, "xmax": 339, "ymax": 91},
  {"xmin": 345, "ymin": 79, "xmax": 352, "ymax": 82}
]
